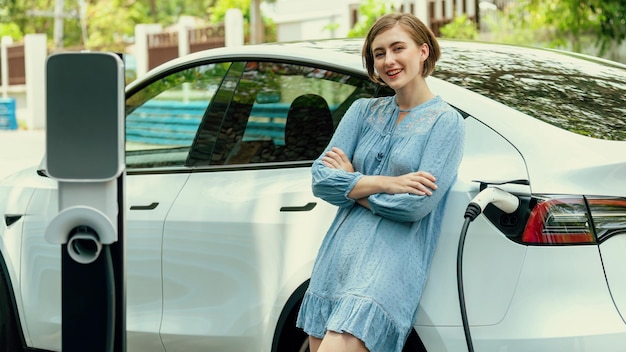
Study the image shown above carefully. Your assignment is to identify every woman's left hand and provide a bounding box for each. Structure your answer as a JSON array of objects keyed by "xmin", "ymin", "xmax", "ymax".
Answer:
[{"xmin": 322, "ymin": 147, "xmax": 354, "ymax": 172}]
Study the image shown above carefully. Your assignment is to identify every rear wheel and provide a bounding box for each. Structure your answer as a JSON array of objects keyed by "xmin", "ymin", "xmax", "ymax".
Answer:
[
  {"xmin": 0, "ymin": 271, "xmax": 22, "ymax": 352},
  {"xmin": 403, "ymin": 329, "xmax": 427, "ymax": 352},
  {"xmin": 276, "ymin": 296, "xmax": 309, "ymax": 352}
]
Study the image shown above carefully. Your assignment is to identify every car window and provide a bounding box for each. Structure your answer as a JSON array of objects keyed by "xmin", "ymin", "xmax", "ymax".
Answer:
[
  {"xmin": 189, "ymin": 61, "xmax": 383, "ymax": 166},
  {"xmin": 124, "ymin": 62, "xmax": 230, "ymax": 169}
]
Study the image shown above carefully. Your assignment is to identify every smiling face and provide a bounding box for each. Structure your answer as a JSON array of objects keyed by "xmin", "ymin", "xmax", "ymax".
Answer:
[
  {"xmin": 371, "ymin": 25, "xmax": 429, "ymax": 91},
  {"xmin": 362, "ymin": 13, "xmax": 441, "ymax": 86}
]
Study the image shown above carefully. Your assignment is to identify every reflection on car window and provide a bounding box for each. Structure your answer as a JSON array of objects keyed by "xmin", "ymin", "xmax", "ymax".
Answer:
[
  {"xmin": 202, "ymin": 61, "xmax": 380, "ymax": 166},
  {"xmin": 435, "ymin": 42, "xmax": 626, "ymax": 141},
  {"xmin": 124, "ymin": 62, "xmax": 230, "ymax": 169}
]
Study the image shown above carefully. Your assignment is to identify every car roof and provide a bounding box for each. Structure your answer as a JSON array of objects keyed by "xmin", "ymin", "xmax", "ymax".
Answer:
[{"xmin": 126, "ymin": 41, "xmax": 367, "ymax": 91}]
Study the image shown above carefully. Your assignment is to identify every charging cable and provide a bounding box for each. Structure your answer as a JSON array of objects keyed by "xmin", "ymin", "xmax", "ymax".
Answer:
[{"xmin": 458, "ymin": 187, "xmax": 520, "ymax": 352}]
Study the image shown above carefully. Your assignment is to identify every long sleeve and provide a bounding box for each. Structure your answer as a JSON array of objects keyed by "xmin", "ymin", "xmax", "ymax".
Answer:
[
  {"xmin": 311, "ymin": 99, "xmax": 368, "ymax": 208},
  {"xmin": 367, "ymin": 109, "xmax": 465, "ymax": 223}
]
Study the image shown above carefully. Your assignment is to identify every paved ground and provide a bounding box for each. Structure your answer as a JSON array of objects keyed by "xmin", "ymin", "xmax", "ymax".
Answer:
[{"xmin": 0, "ymin": 129, "xmax": 46, "ymax": 180}]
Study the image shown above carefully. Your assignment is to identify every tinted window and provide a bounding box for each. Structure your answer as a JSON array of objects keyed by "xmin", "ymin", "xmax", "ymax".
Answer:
[
  {"xmin": 124, "ymin": 62, "xmax": 230, "ymax": 169},
  {"xmin": 434, "ymin": 42, "xmax": 626, "ymax": 141},
  {"xmin": 192, "ymin": 61, "xmax": 381, "ymax": 166}
]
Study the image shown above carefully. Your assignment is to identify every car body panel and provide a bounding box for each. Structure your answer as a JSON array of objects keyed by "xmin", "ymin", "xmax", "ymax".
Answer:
[
  {"xmin": 419, "ymin": 245, "xmax": 626, "ymax": 351},
  {"xmin": 471, "ymin": 246, "xmax": 626, "ymax": 351},
  {"xmin": 599, "ymin": 236, "xmax": 626, "ymax": 324},
  {"xmin": 159, "ymin": 165, "xmax": 333, "ymax": 350},
  {"xmin": 0, "ymin": 167, "xmax": 40, "ymax": 346}
]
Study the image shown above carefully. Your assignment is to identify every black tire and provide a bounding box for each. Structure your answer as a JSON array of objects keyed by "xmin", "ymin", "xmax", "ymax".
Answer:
[
  {"xmin": 403, "ymin": 328, "xmax": 427, "ymax": 352},
  {"xmin": 297, "ymin": 337, "xmax": 309, "ymax": 352},
  {"xmin": 276, "ymin": 299, "xmax": 309, "ymax": 352},
  {"xmin": 0, "ymin": 270, "xmax": 22, "ymax": 352},
  {"xmin": 275, "ymin": 282, "xmax": 309, "ymax": 352}
]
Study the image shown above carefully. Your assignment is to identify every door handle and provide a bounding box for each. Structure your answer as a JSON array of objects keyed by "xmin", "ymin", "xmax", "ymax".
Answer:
[
  {"xmin": 5, "ymin": 215, "xmax": 22, "ymax": 227},
  {"xmin": 280, "ymin": 202, "xmax": 317, "ymax": 212},
  {"xmin": 130, "ymin": 202, "xmax": 159, "ymax": 210}
]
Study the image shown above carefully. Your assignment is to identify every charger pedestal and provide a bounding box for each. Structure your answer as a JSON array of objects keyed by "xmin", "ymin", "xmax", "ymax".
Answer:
[{"xmin": 45, "ymin": 52, "xmax": 126, "ymax": 352}]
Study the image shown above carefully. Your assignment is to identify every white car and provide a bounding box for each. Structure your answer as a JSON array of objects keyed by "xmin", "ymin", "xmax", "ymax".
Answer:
[{"xmin": 1, "ymin": 38, "xmax": 625, "ymax": 352}]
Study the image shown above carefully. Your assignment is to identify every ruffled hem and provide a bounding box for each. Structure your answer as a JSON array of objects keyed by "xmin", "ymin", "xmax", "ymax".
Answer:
[{"xmin": 296, "ymin": 291, "xmax": 410, "ymax": 352}]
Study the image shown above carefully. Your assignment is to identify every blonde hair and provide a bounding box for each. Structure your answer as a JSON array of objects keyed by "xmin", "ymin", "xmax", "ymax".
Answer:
[{"xmin": 362, "ymin": 13, "xmax": 441, "ymax": 84}]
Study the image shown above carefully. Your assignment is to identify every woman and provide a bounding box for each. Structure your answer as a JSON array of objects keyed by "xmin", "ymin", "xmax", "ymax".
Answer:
[{"xmin": 296, "ymin": 13, "xmax": 465, "ymax": 352}]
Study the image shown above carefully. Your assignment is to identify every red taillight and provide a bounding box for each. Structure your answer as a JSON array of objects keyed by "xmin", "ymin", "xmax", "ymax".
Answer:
[{"xmin": 522, "ymin": 197, "xmax": 595, "ymax": 244}]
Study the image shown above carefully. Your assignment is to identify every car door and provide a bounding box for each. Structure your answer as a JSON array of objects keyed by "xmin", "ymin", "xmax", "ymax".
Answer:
[
  {"xmin": 123, "ymin": 62, "xmax": 230, "ymax": 350},
  {"xmin": 159, "ymin": 60, "xmax": 384, "ymax": 351}
]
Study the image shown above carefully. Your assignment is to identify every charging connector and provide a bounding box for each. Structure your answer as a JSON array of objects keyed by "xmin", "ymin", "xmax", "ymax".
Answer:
[
  {"xmin": 465, "ymin": 187, "xmax": 520, "ymax": 221},
  {"xmin": 458, "ymin": 187, "xmax": 520, "ymax": 352}
]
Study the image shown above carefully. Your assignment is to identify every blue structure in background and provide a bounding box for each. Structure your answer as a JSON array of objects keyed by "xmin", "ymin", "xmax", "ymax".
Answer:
[{"xmin": 0, "ymin": 97, "xmax": 17, "ymax": 130}]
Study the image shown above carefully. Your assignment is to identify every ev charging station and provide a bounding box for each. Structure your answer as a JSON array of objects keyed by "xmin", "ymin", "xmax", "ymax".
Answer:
[{"xmin": 44, "ymin": 52, "xmax": 126, "ymax": 352}]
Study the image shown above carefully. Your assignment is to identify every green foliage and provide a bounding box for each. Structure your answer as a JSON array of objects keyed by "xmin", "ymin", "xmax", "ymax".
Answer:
[
  {"xmin": 480, "ymin": 2, "xmax": 551, "ymax": 47},
  {"xmin": 209, "ymin": 0, "xmax": 276, "ymax": 43},
  {"xmin": 506, "ymin": 0, "xmax": 626, "ymax": 55},
  {"xmin": 1, "ymin": 0, "xmax": 52, "ymax": 39},
  {"xmin": 86, "ymin": 0, "xmax": 147, "ymax": 51},
  {"xmin": 347, "ymin": 0, "xmax": 393, "ymax": 38},
  {"xmin": 440, "ymin": 15, "xmax": 478, "ymax": 40},
  {"xmin": 323, "ymin": 22, "xmax": 340, "ymax": 36},
  {"xmin": 148, "ymin": 0, "xmax": 215, "ymax": 24},
  {"xmin": 587, "ymin": 0, "xmax": 626, "ymax": 54},
  {"xmin": 263, "ymin": 16, "xmax": 276, "ymax": 43},
  {"xmin": 210, "ymin": 0, "xmax": 250, "ymax": 22},
  {"xmin": 0, "ymin": 22, "xmax": 23, "ymax": 40},
  {"xmin": 0, "ymin": 0, "xmax": 279, "ymax": 49}
]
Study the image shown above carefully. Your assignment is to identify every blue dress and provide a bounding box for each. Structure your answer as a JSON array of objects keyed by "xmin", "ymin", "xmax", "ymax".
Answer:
[{"xmin": 296, "ymin": 95, "xmax": 465, "ymax": 352}]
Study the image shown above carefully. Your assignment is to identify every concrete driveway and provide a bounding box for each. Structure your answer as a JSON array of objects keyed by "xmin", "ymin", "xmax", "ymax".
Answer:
[{"xmin": 0, "ymin": 129, "xmax": 46, "ymax": 180}]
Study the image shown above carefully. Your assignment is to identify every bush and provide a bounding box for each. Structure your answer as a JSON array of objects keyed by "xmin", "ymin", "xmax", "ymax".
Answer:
[
  {"xmin": 0, "ymin": 23, "xmax": 23, "ymax": 41},
  {"xmin": 440, "ymin": 15, "xmax": 478, "ymax": 40}
]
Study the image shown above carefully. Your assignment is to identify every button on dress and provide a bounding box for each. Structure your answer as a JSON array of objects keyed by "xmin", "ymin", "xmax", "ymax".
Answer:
[{"xmin": 296, "ymin": 95, "xmax": 465, "ymax": 352}]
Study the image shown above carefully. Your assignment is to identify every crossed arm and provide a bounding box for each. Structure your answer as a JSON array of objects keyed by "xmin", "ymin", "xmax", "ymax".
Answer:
[{"xmin": 321, "ymin": 147, "xmax": 437, "ymax": 209}]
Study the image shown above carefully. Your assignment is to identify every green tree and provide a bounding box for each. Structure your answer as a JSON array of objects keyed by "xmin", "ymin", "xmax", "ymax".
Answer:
[
  {"xmin": 0, "ymin": 0, "xmax": 218, "ymax": 48},
  {"xmin": 86, "ymin": 0, "xmax": 147, "ymax": 51},
  {"xmin": 137, "ymin": 0, "xmax": 216, "ymax": 25},
  {"xmin": 347, "ymin": 0, "xmax": 393, "ymax": 38},
  {"xmin": 440, "ymin": 14, "xmax": 478, "ymax": 40},
  {"xmin": 0, "ymin": 22, "xmax": 23, "ymax": 40},
  {"xmin": 209, "ymin": 0, "xmax": 249, "ymax": 22},
  {"xmin": 1, "ymin": 0, "xmax": 53, "ymax": 41},
  {"xmin": 210, "ymin": 0, "xmax": 276, "ymax": 43},
  {"xmin": 511, "ymin": 0, "xmax": 626, "ymax": 55}
]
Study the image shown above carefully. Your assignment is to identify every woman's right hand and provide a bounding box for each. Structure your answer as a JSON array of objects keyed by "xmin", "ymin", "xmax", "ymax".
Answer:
[
  {"xmin": 322, "ymin": 147, "xmax": 354, "ymax": 173},
  {"xmin": 383, "ymin": 171, "xmax": 438, "ymax": 196},
  {"xmin": 348, "ymin": 171, "xmax": 438, "ymax": 201}
]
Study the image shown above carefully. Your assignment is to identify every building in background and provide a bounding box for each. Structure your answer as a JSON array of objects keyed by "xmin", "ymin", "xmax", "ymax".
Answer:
[{"xmin": 267, "ymin": 0, "xmax": 478, "ymax": 42}]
